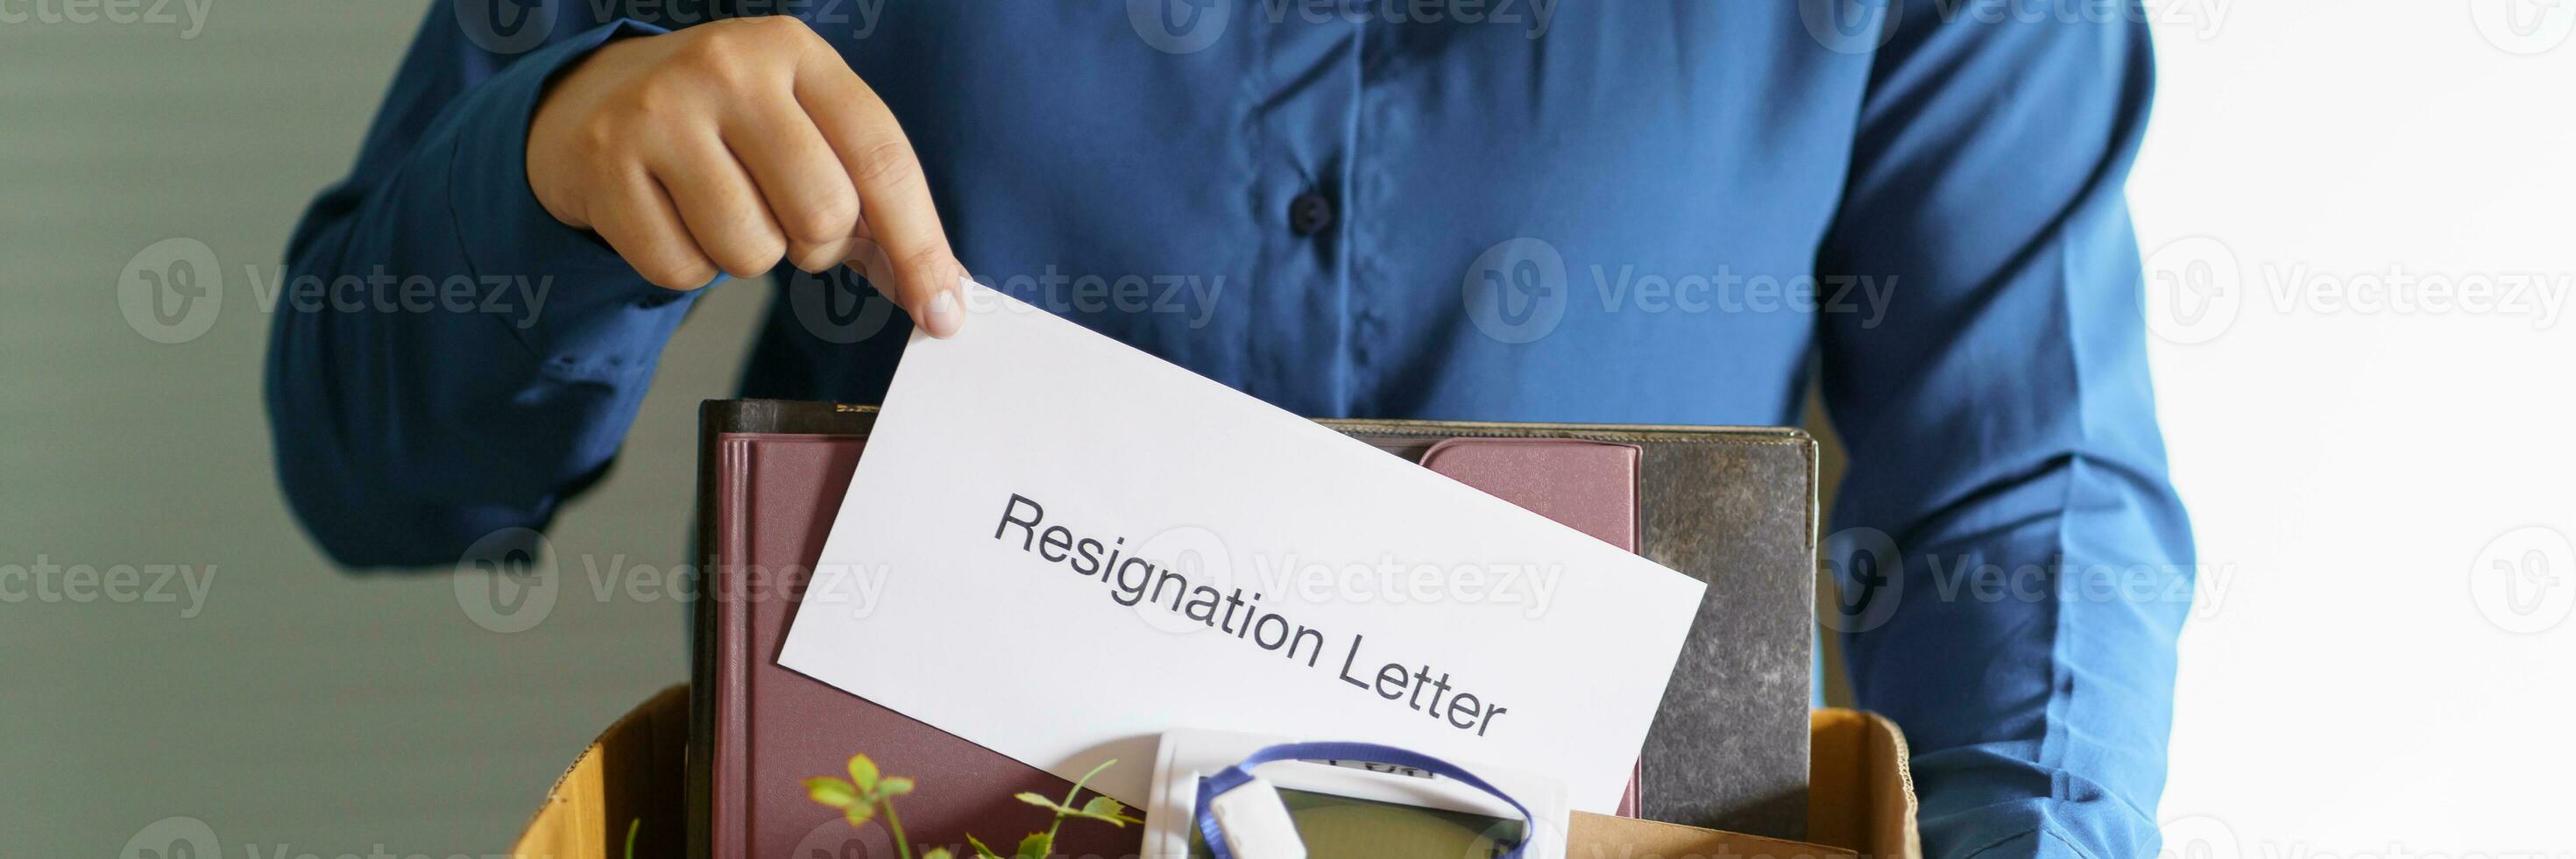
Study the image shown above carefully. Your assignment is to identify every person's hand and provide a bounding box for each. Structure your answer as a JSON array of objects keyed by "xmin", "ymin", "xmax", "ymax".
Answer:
[{"xmin": 526, "ymin": 16, "xmax": 968, "ymax": 336}]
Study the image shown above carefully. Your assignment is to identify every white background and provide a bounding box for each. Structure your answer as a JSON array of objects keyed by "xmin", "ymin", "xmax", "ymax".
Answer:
[{"xmin": 2135, "ymin": 2, "xmax": 2576, "ymax": 854}]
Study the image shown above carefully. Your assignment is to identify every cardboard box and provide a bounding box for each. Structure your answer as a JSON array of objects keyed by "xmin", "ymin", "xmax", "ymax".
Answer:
[{"xmin": 510, "ymin": 686, "xmax": 1919, "ymax": 859}]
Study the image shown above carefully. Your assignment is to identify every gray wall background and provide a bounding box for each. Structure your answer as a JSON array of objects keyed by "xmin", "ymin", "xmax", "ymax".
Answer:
[
  {"xmin": 1, "ymin": 5, "xmax": 1851, "ymax": 855},
  {"xmin": 2, "ymin": 4, "xmax": 769, "ymax": 855}
]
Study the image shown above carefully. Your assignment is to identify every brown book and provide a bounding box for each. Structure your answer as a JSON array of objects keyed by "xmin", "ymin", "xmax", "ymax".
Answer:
[{"xmin": 688, "ymin": 399, "xmax": 1815, "ymax": 858}]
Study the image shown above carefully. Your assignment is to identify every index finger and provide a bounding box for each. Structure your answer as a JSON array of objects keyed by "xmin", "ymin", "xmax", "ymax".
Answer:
[{"xmin": 793, "ymin": 46, "xmax": 968, "ymax": 337}]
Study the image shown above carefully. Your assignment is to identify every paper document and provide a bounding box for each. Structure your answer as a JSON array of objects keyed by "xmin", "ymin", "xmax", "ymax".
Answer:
[{"xmin": 777, "ymin": 282, "xmax": 1708, "ymax": 813}]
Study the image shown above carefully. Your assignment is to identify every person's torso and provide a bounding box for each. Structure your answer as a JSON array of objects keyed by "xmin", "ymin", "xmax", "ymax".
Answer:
[{"xmin": 739, "ymin": 1, "xmax": 1878, "ymax": 426}]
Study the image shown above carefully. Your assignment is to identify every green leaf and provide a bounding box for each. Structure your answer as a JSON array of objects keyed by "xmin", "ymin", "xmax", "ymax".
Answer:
[
  {"xmin": 1015, "ymin": 832, "xmax": 1052, "ymax": 859},
  {"xmin": 877, "ymin": 776, "xmax": 916, "ymax": 797},
  {"xmin": 840, "ymin": 801, "xmax": 877, "ymax": 827},
  {"xmin": 846, "ymin": 754, "xmax": 882, "ymax": 792},
  {"xmin": 922, "ymin": 850, "xmax": 954, "ymax": 859},
  {"xmin": 622, "ymin": 818, "xmax": 640, "ymax": 859},
  {"xmin": 1074, "ymin": 796, "xmax": 1143, "ymax": 827},
  {"xmin": 803, "ymin": 776, "xmax": 860, "ymax": 809},
  {"xmin": 1014, "ymin": 792, "xmax": 1074, "ymax": 814},
  {"xmin": 965, "ymin": 834, "xmax": 1005, "ymax": 859}
]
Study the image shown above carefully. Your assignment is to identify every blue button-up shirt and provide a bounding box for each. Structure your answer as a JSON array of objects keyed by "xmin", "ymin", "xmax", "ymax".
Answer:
[{"xmin": 266, "ymin": 4, "xmax": 2195, "ymax": 856}]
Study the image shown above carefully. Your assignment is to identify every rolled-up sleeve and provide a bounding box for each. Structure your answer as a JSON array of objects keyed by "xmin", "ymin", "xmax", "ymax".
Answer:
[
  {"xmin": 265, "ymin": 5, "xmax": 691, "ymax": 568},
  {"xmin": 1812, "ymin": 4, "xmax": 2194, "ymax": 857}
]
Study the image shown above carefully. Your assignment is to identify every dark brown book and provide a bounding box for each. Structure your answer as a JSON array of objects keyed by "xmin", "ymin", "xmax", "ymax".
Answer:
[{"xmin": 688, "ymin": 399, "xmax": 1815, "ymax": 858}]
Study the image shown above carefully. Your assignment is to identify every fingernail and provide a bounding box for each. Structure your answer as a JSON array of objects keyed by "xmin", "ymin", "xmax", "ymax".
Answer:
[{"xmin": 924, "ymin": 288, "xmax": 962, "ymax": 337}]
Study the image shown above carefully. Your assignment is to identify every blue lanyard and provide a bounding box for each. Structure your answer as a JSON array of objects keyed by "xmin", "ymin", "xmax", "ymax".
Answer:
[{"xmin": 1191, "ymin": 742, "xmax": 1536, "ymax": 859}]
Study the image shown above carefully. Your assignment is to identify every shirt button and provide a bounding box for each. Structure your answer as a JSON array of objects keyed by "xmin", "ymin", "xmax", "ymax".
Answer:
[{"xmin": 1289, "ymin": 192, "xmax": 1334, "ymax": 237}]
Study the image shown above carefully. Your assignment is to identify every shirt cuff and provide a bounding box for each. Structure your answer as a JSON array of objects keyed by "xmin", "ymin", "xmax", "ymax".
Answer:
[{"xmin": 437, "ymin": 18, "xmax": 697, "ymax": 373}]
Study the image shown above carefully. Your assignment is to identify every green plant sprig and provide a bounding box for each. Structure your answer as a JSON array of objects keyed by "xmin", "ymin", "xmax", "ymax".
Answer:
[{"xmin": 804, "ymin": 753, "xmax": 1142, "ymax": 859}]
